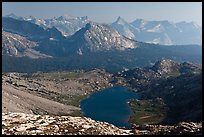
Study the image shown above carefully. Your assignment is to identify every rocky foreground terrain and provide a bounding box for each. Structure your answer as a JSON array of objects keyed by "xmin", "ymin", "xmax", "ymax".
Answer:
[
  {"xmin": 2, "ymin": 112, "xmax": 202, "ymax": 135},
  {"xmin": 2, "ymin": 112, "xmax": 132, "ymax": 135}
]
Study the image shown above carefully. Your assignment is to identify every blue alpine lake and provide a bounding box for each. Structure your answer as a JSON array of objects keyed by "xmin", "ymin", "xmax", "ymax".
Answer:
[{"xmin": 80, "ymin": 86, "xmax": 140, "ymax": 128}]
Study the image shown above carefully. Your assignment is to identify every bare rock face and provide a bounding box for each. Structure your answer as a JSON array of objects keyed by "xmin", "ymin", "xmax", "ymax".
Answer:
[
  {"xmin": 2, "ymin": 112, "xmax": 133, "ymax": 135},
  {"xmin": 70, "ymin": 22, "xmax": 138, "ymax": 53},
  {"xmin": 2, "ymin": 31, "xmax": 52, "ymax": 59}
]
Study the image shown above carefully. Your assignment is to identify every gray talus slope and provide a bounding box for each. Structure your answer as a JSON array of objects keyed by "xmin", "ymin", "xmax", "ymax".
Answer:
[{"xmin": 2, "ymin": 84, "xmax": 80, "ymax": 115}]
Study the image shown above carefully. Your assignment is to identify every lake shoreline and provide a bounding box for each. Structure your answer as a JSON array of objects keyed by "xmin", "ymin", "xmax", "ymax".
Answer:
[{"xmin": 80, "ymin": 86, "xmax": 140, "ymax": 128}]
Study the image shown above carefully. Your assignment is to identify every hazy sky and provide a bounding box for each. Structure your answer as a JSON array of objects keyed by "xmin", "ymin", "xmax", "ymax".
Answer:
[{"xmin": 2, "ymin": 2, "xmax": 202, "ymax": 26}]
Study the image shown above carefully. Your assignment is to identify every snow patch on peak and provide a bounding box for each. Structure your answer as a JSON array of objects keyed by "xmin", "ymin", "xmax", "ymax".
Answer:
[{"xmin": 147, "ymin": 24, "xmax": 163, "ymax": 32}]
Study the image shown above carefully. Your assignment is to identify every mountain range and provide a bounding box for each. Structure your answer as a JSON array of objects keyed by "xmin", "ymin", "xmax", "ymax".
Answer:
[
  {"xmin": 5, "ymin": 13, "xmax": 202, "ymax": 45},
  {"xmin": 2, "ymin": 14, "xmax": 202, "ymax": 73},
  {"xmin": 111, "ymin": 16, "xmax": 201, "ymax": 45},
  {"xmin": 5, "ymin": 13, "xmax": 89, "ymax": 36}
]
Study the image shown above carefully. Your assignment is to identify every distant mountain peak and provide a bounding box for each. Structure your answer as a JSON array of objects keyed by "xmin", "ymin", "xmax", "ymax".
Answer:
[
  {"xmin": 6, "ymin": 13, "xmax": 17, "ymax": 17},
  {"xmin": 25, "ymin": 15, "xmax": 36, "ymax": 21},
  {"xmin": 85, "ymin": 22, "xmax": 92, "ymax": 29},
  {"xmin": 56, "ymin": 14, "xmax": 76, "ymax": 20},
  {"xmin": 116, "ymin": 16, "xmax": 121, "ymax": 21},
  {"xmin": 84, "ymin": 22, "xmax": 100, "ymax": 28},
  {"xmin": 115, "ymin": 16, "xmax": 127, "ymax": 24},
  {"xmin": 70, "ymin": 22, "xmax": 137, "ymax": 52},
  {"xmin": 78, "ymin": 16, "xmax": 88, "ymax": 20},
  {"xmin": 132, "ymin": 18, "xmax": 147, "ymax": 23},
  {"xmin": 5, "ymin": 13, "xmax": 23, "ymax": 20},
  {"xmin": 111, "ymin": 16, "xmax": 139, "ymax": 39}
]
